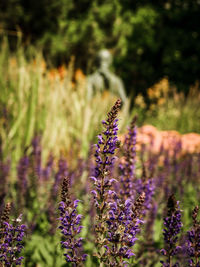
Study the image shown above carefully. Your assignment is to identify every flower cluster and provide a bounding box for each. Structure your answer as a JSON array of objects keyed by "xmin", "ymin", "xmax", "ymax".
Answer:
[
  {"xmin": 102, "ymin": 192, "xmax": 145, "ymax": 264},
  {"xmin": 91, "ymin": 99, "xmax": 122, "ymax": 260},
  {"xmin": 42, "ymin": 153, "xmax": 54, "ymax": 181},
  {"xmin": 104, "ymin": 192, "xmax": 146, "ymax": 266},
  {"xmin": 94, "ymin": 98, "xmax": 121, "ymax": 179},
  {"xmin": 91, "ymin": 100, "xmax": 147, "ymax": 265},
  {"xmin": 135, "ymin": 173, "xmax": 156, "ymax": 212},
  {"xmin": 48, "ymin": 157, "xmax": 68, "ymax": 234},
  {"xmin": 186, "ymin": 206, "xmax": 200, "ymax": 267},
  {"xmin": 161, "ymin": 194, "xmax": 182, "ymax": 267},
  {"xmin": 91, "ymin": 99, "xmax": 121, "ymax": 207},
  {"xmin": 0, "ymin": 203, "xmax": 26, "ymax": 266},
  {"xmin": 58, "ymin": 177, "xmax": 87, "ymax": 265}
]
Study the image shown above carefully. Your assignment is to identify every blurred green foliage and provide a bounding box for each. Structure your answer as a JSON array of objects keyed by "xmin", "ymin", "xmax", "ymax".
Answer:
[{"xmin": 0, "ymin": 0, "xmax": 200, "ymax": 94}]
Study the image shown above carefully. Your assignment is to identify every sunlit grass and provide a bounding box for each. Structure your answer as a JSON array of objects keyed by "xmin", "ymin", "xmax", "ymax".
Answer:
[{"xmin": 0, "ymin": 38, "xmax": 130, "ymax": 165}]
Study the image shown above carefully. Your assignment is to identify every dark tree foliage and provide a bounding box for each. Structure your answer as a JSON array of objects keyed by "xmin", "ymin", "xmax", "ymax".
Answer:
[{"xmin": 0, "ymin": 0, "xmax": 200, "ymax": 95}]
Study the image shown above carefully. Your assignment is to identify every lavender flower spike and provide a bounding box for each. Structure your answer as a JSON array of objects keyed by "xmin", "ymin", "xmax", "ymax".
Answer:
[
  {"xmin": 91, "ymin": 100, "xmax": 122, "ymax": 261},
  {"xmin": 94, "ymin": 98, "xmax": 122, "ymax": 178},
  {"xmin": 0, "ymin": 203, "xmax": 26, "ymax": 266},
  {"xmin": 58, "ymin": 177, "xmax": 87, "ymax": 266},
  {"xmin": 104, "ymin": 192, "xmax": 146, "ymax": 266},
  {"xmin": 160, "ymin": 194, "xmax": 182, "ymax": 267},
  {"xmin": 186, "ymin": 206, "xmax": 200, "ymax": 267}
]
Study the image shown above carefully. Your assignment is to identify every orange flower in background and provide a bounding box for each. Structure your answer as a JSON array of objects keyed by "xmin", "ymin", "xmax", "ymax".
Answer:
[
  {"xmin": 75, "ymin": 68, "xmax": 85, "ymax": 81},
  {"xmin": 47, "ymin": 65, "xmax": 67, "ymax": 83},
  {"xmin": 47, "ymin": 66, "xmax": 86, "ymax": 88},
  {"xmin": 58, "ymin": 65, "xmax": 67, "ymax": 80},
  {"xmin": 134, "ymin": 94, "xmax": 146, "ymax": 108},
  {"xmin": 157, "ymin": 97, "xmax": 165, "ymax": 106},
  {"xmin": 48, "ymin": 68, "xmax": 58, "ymax": 82},
  {"xmin": 147, "ymin": 88, "xmax": 155, "ymax": 99},
  {"xmin": 147, "ymin": 78, "xmax": 170, "ymax": 110}
]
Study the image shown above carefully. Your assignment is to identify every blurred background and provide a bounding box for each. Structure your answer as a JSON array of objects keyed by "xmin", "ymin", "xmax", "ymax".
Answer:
[
  {"xmin": 1, "ymin": 0, "xmax": 200, "ymax": 92},
  {"xmin": 0, "ymin": 1, "xmax": 200, "ymax": 266},
  {"xmin": 0, "ymin": 0, "xmax": 200, "ymax": 162}
]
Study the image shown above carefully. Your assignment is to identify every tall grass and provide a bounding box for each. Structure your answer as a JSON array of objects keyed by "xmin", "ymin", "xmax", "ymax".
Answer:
[{"xmin": 0, "ymin": 38, "xmax": 130, "ymax": 165}]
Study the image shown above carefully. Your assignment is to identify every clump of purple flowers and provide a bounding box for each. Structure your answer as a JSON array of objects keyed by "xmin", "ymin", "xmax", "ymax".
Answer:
[
  {"xmin": 91, "ymin": 100, "xmax": 121, "ymax": 213},
  {"xmin": 58, "ymin": 177, "xmax": 87, "ymax": 265},
  {"xmin": 91, "ymin": 99, "xmax": 122, "ymax": 260},
  {"xmin": 161, "ymin": 194, "xmax": 182, "ymax": 267},
  {"xmin": 48, "ymin": 157, "xmax": 68, "ymax": 234},
  {"xmin": 91, "ymin": 99, "xmax": 146, "ymax": 265},
  {"xmin": 134, "ymin": 166, "xmax": 156, "ymax": 213},
  {"xmin": 186, "ymin": 205, "xmax": 200, "ymax": 267},
  {"xmin": 0, "ymin": 203, "xmax": 26, "ymax": 266},
  {"xmin": 104, "ymin": 192, "xmax": 145, "ymax": 266}
]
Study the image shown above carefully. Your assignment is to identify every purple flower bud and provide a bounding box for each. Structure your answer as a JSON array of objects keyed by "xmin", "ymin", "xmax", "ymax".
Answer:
[
  {"xmin": 0, "ymin": 213, "xmax": 26, "ymax": 266},
  {"xmin": 186, "ymin": 206, "xmax": 200, "ymax": 266},
  {"xmin": 58, "ymin": 177, "xmax": 86, "ymax": 264},
  {"xmin": 161, "ymin": 195, "xmax": 182, "ymax": 266}
]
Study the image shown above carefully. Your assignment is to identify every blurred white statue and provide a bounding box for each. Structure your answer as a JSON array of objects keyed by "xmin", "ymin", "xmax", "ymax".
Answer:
[{"xmin": 87, "ymin": 49, "xmax": 126, "ymax": 102}]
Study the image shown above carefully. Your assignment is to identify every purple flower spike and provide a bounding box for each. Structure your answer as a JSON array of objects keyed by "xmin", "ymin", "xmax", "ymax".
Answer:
[
  {"xmin": 104, "ymin": 192, "xmax": 145, "ymax": 266},
  {"xmin": 186, "ymin": 206, "xmax": 200, "ymax": 266},
  {"xmin": 94, "ymin": 99, "xmax": 122, "ymax": 179},
  {"xmin": 161, "ymin": 194, "xmax": 182, "ymax": 267},
  {"xmin": 31, "ymin": 135, "xmax": 42, "ymax": 179},
  {"xmin": 91, "ymin": 100, "xmax": 125, "ymax": 263},
  {"xmin": 0, "ymin": 204, "xmax": 26, "ymax": 266},
  {"xmin": 42, "ymin": 153, "xmax": 54, "ymax": 181},
  {"xmin": 48, "ymin": 157, "xmax": 68, "ymax": 234},
  {"xmin": 91, "ymin": 100, "xmax": 146, "ymax": 265},
  {"xmin": 58, "ymin": 177, "xmax": 87, "ymax": 265}
]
